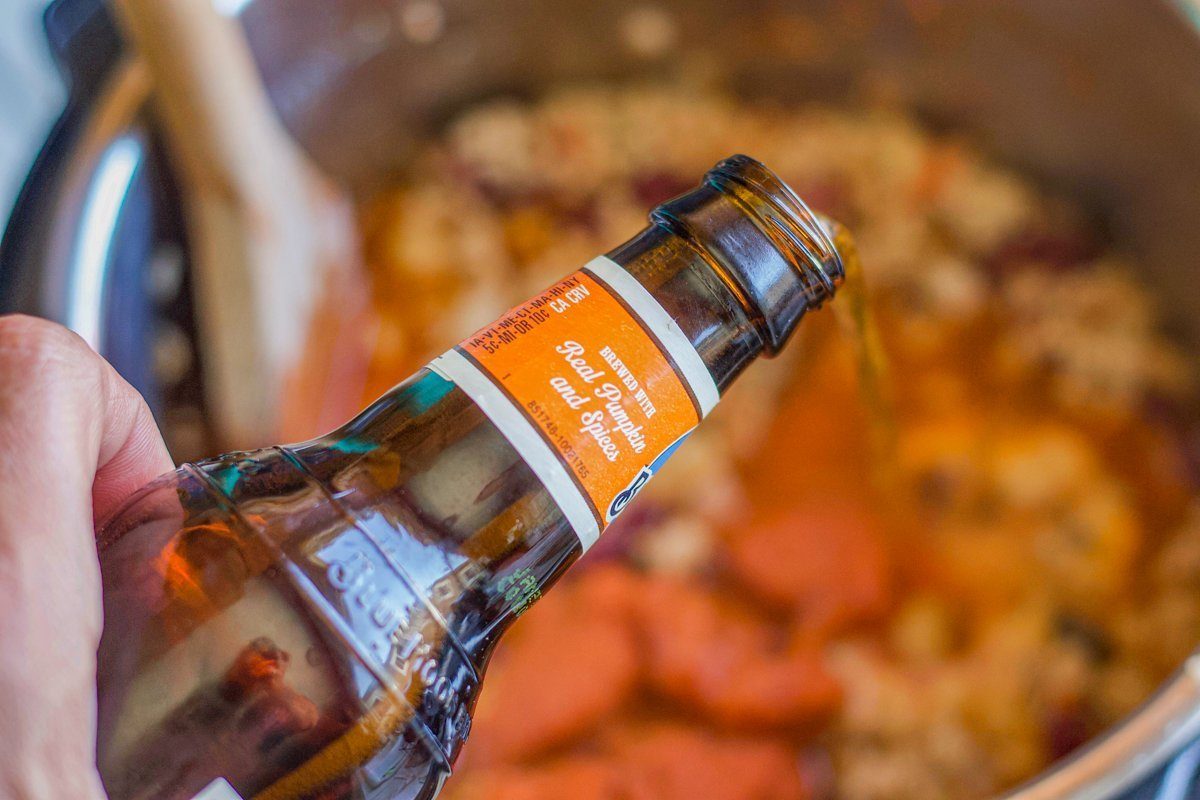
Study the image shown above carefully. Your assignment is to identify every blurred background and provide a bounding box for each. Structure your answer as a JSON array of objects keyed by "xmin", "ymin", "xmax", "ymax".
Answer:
[
  {"xmin": 6, "ymin": 2, "xmax": 1200, "ymax": 799},
  {"xmin": 0, "ymin": 0, "xmax": 60, "ymax": 224}
]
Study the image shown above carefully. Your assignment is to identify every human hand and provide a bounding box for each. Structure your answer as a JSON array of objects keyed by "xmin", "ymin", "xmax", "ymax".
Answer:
[{"xmin": 0, "ymin": 315, "xmax": 173, "ymax": 799}]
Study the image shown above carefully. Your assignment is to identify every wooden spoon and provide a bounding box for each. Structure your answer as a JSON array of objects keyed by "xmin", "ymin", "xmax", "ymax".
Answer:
[{"xmin": 113, "ymin": 0, "xmax": 374, "ymax": 449}]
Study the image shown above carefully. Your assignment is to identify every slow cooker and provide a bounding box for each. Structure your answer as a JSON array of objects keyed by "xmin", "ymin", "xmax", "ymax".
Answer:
[{"xmin": 3, "ymin": 0, "xmax": 1200, "ymax": 796}]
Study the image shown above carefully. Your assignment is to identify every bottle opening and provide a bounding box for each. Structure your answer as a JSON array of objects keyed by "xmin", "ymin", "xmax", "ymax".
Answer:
[{"xmin": 704, "ymin": 154, "xmax": 845, "ymax": 308}]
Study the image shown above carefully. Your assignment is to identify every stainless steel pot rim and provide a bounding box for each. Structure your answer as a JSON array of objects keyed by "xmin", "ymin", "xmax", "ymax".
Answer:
[{"xmin": 1002, "ymin": 653, "xmax": 1200, "ymax": 800}]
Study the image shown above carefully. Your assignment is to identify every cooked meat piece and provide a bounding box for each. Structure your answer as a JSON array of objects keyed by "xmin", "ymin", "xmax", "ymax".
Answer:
[
  {"xmin": 442, "ymin": 758, "xmax": 625, "ymax": 800},
  {"xmin": 638, "ymin": 578, "xmax": 841, "ymax": 729},
  {"xmin": 612, "ymin": 722, "xmax": 810, "ymax": 800},
  {"xmin": 727, "ymin": 505, "xmax": 891, "ymax": 634},
  {"xmin": 466, "ymin": 566, "xmax": 643, "ymax": 763}
]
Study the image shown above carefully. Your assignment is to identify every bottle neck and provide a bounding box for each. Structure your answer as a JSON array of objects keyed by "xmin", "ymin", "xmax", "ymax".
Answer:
[
  {"xmin": 609, "ymin": 154, "xmax": 843, "ymax": 391},
  {"xmin": 606, "ymin": 223, "xmax": 772, "ymax": 394}
]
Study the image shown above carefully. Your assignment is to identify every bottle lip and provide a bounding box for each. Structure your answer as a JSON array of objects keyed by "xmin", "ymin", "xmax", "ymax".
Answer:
[{"xmin": 704, "ymin": 154, "xmax": 846, "ymax": 307}]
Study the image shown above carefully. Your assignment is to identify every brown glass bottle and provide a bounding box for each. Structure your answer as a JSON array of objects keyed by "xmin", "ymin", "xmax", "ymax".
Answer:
[{"xmin": 94, "ymin": 155, "xmax": 845, "ymax": 800}]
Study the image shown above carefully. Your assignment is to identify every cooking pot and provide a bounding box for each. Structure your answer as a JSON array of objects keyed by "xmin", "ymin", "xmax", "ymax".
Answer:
[{"xmin": 3, "ymin": 0, "xmax": 1200, "ymax": 796}]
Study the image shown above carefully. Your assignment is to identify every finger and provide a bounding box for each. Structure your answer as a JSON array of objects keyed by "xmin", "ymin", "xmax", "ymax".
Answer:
[
  {"xmin": 91, "ymin": 357, "xmax": 175, "ymax": 525},
  {"xmin": 0, "ymin": 315, "xmax": 169, "ymax": 799}
]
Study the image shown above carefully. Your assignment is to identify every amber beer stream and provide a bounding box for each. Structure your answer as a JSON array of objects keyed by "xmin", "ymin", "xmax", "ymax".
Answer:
[{"xmin": 94, "ymin": 155, "xmax": 847, "ymax": 800}]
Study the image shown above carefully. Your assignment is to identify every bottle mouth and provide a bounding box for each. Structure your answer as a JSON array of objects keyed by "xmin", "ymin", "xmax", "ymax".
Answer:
[{"xmin": 703, "ymin": 154, "xmax": 845, "ymax": 307}]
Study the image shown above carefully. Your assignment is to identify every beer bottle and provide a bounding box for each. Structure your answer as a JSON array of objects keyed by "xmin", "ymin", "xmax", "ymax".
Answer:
[{"xmin": 95, "ymin": 155, "xmax": 845, "ymax": 800}]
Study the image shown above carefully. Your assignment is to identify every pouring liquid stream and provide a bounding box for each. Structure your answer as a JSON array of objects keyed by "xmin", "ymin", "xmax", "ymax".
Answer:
[{"xmin": 821, "ymin": 218, "xmax": 898, "ymax": 491}]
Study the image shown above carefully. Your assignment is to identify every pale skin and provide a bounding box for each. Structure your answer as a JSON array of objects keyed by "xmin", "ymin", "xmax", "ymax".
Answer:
[{"xmin": 0, "ymin": 315, "xmax": 173, "ymax": 799}]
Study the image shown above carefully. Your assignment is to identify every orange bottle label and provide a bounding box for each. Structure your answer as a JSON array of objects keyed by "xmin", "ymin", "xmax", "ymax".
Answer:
[{"xmin": 430, "ymin": 257, "xmax": 718, "ymax": 549}]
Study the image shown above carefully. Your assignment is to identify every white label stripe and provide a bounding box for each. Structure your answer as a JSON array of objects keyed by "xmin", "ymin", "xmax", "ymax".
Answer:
[
  {"xmin": 584, "ymin": 256, "xmax": 720, "ymax": 417},
  {"xmin": 430, "ymin": 350, "xmax": 602, "ymax": 551}
]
